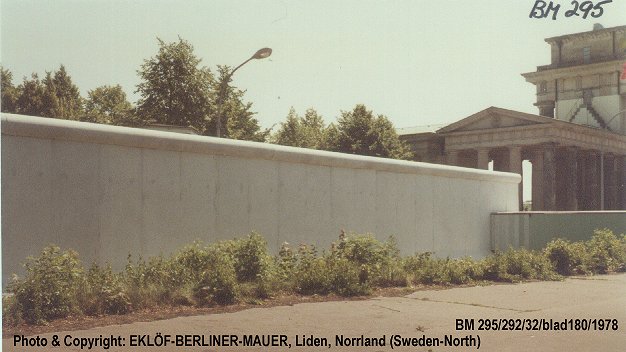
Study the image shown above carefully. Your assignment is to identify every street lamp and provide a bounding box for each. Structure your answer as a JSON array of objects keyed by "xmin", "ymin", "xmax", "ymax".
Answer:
[
  {"xmin": 215, "ymin": 47, "xmax": 272, "ymax": 138},
  {"xmin": 600, "ymin": 109, "xmax": 626, "ymax": 210}
]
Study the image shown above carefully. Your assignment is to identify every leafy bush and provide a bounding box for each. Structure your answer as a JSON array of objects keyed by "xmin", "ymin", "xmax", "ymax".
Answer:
[
  {"xmin": 585, "ymin": 229, "xmax": 626, "ymax": 273},
  {"xmin": 122, "ymin": 255, "xmax": 186, "ymax": 308},
  {"xmin": 334, "ymin": 233, "xmax": 406, "ymax": 287},
  {"xmin": 8, "ymin": 246, "xmax": 84, "ymax": 324},
  {"xmin": 445, "ymin": 258, "xmax": 485, "ymax": 285},
  {"xmin": 2, "ymin": 295, "xmax": 21, "ymax": 326},
  {"xmin": 192, "ymin": 247, "xmax": 238, "ymax": 306},
  {"xmin": 5, "ymin": 229, "xmax": 625, "ymax": 326},
  {"xmin": 294, "ymin": 245, "xmax": 330, "ymax": 295},
  {"xmin": 231, "ymin": 233, "xmax": 273, "ymax": 282},
  {"xmin": 326, "ymin": 257, "xmax": 369, "ymax": 296},
  {"xmin": 404, "ymin": 253, "xmax": 448, "ymax": 284},
  {"xmin": 545, "ymin": 230, "xmax": 626, "ymax": 275},
  {"xmin": 81, "ymin": 263, "xmax": 130, "ymax": 315},
  {"xmin": 173, "ymin": 242, "xmax": 213, "ymax": 283},
  {"xmin": 483, "ymin": 248, "xmax": 557, "ymax": 282},
  {"xmin": 544, "ymin": 239, "xmax": 589, "ymax": 275},
  {"xmin": 404, "ymin": 254, "xmax": 483, "ymax": 285}
]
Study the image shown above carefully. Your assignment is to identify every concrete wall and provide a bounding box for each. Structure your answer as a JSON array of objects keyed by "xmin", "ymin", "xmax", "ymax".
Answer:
[
  {"xmin": 2, "ymin": 114, "xmax": 520, "ymax": 285},
  {"xmin": 491, "ymin": 211, "xmax": 626, "ymax": 251}
]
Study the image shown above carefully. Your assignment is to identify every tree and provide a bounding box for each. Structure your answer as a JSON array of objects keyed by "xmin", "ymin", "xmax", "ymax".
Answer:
[
  {"xmin": 44, "ymin": 65, "xmax": 83, "ymax": 119},
  {"xmin": 15, "ymin": 73, "xmax": 47, "ymax": 116},
  {"xmin": 207, "ymin": 65, "xmax": 268, "ymax": 141},
  {"xmin": 84, "ymin": 85, "xmax": 138, "ymax": 126},
  {"xmin": 273, "ymin": 107, "xmax": 302, "ymax": 146},
  {"xmin": 301, "ymin": 108, "xmax": 327, "ymax": 149},
  {"xmin": 273, "ymin": 107, "xmax": 327, "ymax": 149},
  {"xmin": 136, "ymin": 37, "xmax": 213, "ymax": 131},
  {"xmin": 1, "ymin": 67, "xmax": 19, "ymax": 113},
  {"xmin": 332, "ymin": 104, "xmax": 413, "ymax": 160},
  {"xmin": 13, "ymin": 66, "xmax": 83, "ymax": 119}
]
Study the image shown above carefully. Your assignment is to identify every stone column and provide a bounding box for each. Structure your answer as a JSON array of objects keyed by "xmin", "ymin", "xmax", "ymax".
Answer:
[
  {"xmin": 531, "ymin": 150, "xmax": 544, "ymax": 211},
  {"xmin": 446, "ymin": 150, "xmax": 459, "ymax": 166},
  {"xmin": 563, "ymin": 147, "xmax": 579, "ymax": 211},
  {"xmin": 604, "ymin": 154, "xmax": 616, "ymax": 210},
  {"xmin": 577, "ymin": 151, "xmax": 588, "ymax": 210},
  {"xmin": 586, "ymin": 151, "xmax": 601, "ymax": 210},
  {"xmin": 476, "ymin": 148, "xmax": 490, "ymax": 170},
  {"xmin": 619, "ymin": 155, "xmax": 626, "ymax": 210},
  {"xmin": 509, "ymin": 146, "xmax": 523, "ymax": 211},
  {"xmin": 543, "ymin": 144, "xmax": 557, "ymax": 211},
  {"xmin": 492, "ymin": 149, "xmax": 510, "ymax": 172}
]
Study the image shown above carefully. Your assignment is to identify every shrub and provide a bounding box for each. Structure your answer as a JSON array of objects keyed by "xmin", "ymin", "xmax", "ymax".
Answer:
[
  {"xmin": 6, "ymin": 230, "xmax": 625, "ymax": 327},
  {"xmin": 123, "ymin": 255, "xmax": 178, "ymax": 307},
  {"xmin": 326, "ymin": 257, "xmax": 369, "ymax": 296},
  {"xmin": 193, "ymin": 247, "xmax": 238, "ymax": 306},
  {"xmin": 8, "ymin": 246, "xmax": 84, "ymax": 324},
  {"xmin": 483, "ymin": 248, "xmax": 557, "ymax": 282},
  {"xmin": 294, "ymin": 245, "xmax": 330, "ymax": 295},
  {"xmin": 334, "ymin": 233, "xmax": 406, "ymax": 287},
  {"xmin": 544, "ymin": 239, "xmax": 589, "ymax": 275},
  {"xmin": 2, "ymin": 295, "xmax": 21, "ymax": 326},
  {"xmin": 173, "ymin": 242, "xmax": 212, "ymax": 283},
  {"xmin": 81, "ymin": 263, "xmax": 130, "ymax": 315},
  {"xmin": 231, "ymin": 233, "xmax": 272, "ymax": 282},
  {"xmin": 445, "ymin": 258, "xmax": 485, "ymax": 285},
  {"xmin": 585, "ymin": 229, "xmax": 626, "ymax": 273},
  {"xmin": 404, "ymin": 253, "xmax": 446, "ymax": 285},
  {"xmin": 404, "ymin": 254, "xmax": 483, "ymax": 285}
]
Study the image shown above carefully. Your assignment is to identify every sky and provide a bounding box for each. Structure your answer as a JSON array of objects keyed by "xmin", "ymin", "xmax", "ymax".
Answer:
[
  {"xmin": 3, "ymin": 1, "xmax": 625, "ymax": 202},
  {"xmin": 3, "ymin": 0, "xmax": 625, "ymax": 131}
]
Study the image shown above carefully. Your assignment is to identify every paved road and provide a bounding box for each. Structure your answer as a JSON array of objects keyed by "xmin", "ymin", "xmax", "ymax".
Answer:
[{"xmin": 5, "ymin": 274, "xmax": 626, "ymax": 351}]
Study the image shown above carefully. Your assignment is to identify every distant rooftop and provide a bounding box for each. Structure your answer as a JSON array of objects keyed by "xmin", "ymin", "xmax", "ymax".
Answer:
[
  {"xmin": 396, "ymin": 124, "xmax": 448, "ymax": 135},
  {"xmin": 545, "ymin": 24, "xmax": 626, "ymax": 43}
]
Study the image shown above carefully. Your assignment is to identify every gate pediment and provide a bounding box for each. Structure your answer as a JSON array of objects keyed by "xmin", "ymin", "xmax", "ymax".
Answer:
[{"xmin": 437, "ymin": 107, "xmax": 553, "ymax": 134}]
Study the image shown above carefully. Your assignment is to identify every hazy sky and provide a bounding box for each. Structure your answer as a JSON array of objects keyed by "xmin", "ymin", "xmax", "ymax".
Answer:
[{"xmin": 2, "ymin": 0, "xmax": 625, "ymax": 131}]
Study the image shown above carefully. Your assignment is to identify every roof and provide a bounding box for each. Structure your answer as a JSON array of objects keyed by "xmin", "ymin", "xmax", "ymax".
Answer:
[
  {"xmin": 545, "ymin": 24, "xmax": 626, "ymax": 43},
  {"xmin": 396, "ymin": 124, "xmax": 448, "ymax": 136}
]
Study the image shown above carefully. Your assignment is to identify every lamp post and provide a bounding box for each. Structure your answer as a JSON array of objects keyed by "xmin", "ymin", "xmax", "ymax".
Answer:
[
  {"xmin": 600, "ymin": 109, "xmax": 626, "ymax": 210},
  {"xmin": 215, "ymin": 47, "xmax": 272, "ymax": 138}
]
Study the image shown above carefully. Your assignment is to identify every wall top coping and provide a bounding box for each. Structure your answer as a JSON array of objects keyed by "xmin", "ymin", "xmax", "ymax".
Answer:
[
  {"xmin": 492, "ymin": 211, "xmax": 626, "ymax": 215},
  {"xmin": 2, "ymin": 113, "xmax": 520, "ymax": 184}
]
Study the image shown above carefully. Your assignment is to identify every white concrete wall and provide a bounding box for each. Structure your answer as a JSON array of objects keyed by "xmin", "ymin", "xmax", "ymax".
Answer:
[
  {"xmin": 556, "ymin": 98, "xmax": 580, "ymax": 121},
  {"xmin": 592, "ymin": 95, "xmax": 621, "ymax": 130},
  {"xmin": 2, "ymin": 114, "xmax": 520, "ymax": 285},
  {"xmin": 557, "ymin": 96, "xmax": 622, "ymax": 130}
]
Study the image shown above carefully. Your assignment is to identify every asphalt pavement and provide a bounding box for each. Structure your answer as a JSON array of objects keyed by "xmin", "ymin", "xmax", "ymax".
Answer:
[{"xmin": 5, "ymin": 274, "xmax": 626, "ymax": 351}]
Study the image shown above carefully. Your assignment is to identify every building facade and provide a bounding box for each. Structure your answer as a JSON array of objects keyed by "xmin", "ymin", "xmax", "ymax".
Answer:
[{"xmin": 400, "ymin": 25, "xmax": 626, "ymax": 211}]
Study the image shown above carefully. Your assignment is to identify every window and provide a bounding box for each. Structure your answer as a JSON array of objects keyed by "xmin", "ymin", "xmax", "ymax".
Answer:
[
  {"xmin": 583, "ymin": 46, "xmax": 591, "ymax": 63},
  {"xmin": 539, "ymin": 81, "xmax": 547, "ymax": 93}
]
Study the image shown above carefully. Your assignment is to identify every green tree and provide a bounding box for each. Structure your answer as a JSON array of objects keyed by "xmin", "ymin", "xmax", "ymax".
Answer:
[
  {"xmin": 15, "ymin": 73, "xmax": 47, "ymax": 116},
  {"xmin": 273, "ymin": 107, "xmax": 327, "ymax": 149},
  {"xmin": 136, "ymin": 38, "xmax": 213, "ymax": 131},
  {"xmin": 84, "ymin": 85, "xmax": 138, "ymax": 126},
  {"xmin": 44, "ymin": 65, "xmax": 83, "ymax": 119},
  {"xmin": 14, "ymin": 66, "xmax": 83, "ymax": 119},
  {"xmin": 332, "ymin": 104, "xmax": 413, "ymax": 160},
  {"xmin": 1, "ymin": 67, "xmax": 19, "ymax": 113},
  {"xmin": 320, "ymin": 122, "xmax": 340, "ymax": 151},
  {"xmin": 301, "ymin": 108, "xmax": 327, "ymax": 149},
  {"xmin": 207, "ymin": 65, "xmax": 268, "ymax": 141},
  {"xmin": 273, "ymin": 107, "xmax": 303, "ymax": 146}
]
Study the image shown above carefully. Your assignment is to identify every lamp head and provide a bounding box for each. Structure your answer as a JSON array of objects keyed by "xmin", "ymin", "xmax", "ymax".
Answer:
[{"xmin": 252, "ymin": 47, "xmax": 272, "ymax": 60}]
